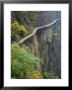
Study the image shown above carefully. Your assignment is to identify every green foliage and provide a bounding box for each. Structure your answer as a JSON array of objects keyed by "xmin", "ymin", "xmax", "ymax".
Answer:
[
  {"xmin": 53, "ymin": 32, "xmax": 59, "ymax": 36},
  {"xmin": 11, "ymin": 43, "xmax": 43, "ymax": 79},
  {"xmin": 29, "ymin": 70, "xmax": 43, "ymax": 79},
  {"xmin": 12, "ymin": 20, "xmax": 28, "ymax": 34},
  {"xmin": 26, "ymin": 12, "xmax": 39, "ymax": 26},
  {"xmin": 11, "ymin": 11, "xmax": 60, "ymax": 79},
  {"xmin": 11, "ymin": 20, "xmax": 28, "ymax": 42},
  {"xmin": 11, "ymin": 12, "xmax": 39, "ymax": 42},
  {"xmin": 43, "ymin": 71, "xmax": 59, "ymax": 79},
  {"xmin": 12, "ymin": 11, "xmax": 39, "ymax": 27}
]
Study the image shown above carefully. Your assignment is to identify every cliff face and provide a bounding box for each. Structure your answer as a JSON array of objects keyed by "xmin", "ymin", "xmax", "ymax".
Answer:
[
  {"xmin": 21, "ymin": 11, "xmax": 61, "ymax": 78},
  {"xmin": 11, "ymin": 11, "xmax": 61, "ymax": 79},
  {"xmin": 36, "ymin": 11, "xmax": 61, "ymax": 77}
]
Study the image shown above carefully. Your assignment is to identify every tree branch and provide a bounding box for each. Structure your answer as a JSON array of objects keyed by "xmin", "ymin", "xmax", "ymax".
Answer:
[{"xmin": 19, "ymin": 18, "xmax": 60, "ymax": 44}]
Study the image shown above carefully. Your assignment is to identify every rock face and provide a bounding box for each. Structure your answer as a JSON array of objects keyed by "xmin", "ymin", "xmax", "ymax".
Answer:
[
  {"xmin": 11, "ymin": 11, "xmax": 61, "ymax": 79},
  {"xmin": 20, "ymin": 11, "xmax": 61, "ymax": 78},
  {"xmin": 36, "ymin": 11, "xmax": 61, "ymax": 78}
]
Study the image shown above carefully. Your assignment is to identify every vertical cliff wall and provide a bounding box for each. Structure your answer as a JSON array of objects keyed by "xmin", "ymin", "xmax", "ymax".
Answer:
[{"xmin": 36, "ymin": 11, "xmax": 61, "ymax": 78}]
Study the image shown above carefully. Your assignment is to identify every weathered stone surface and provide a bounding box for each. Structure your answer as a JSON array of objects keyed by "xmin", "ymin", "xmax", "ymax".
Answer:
[{"xmin": 36, "ymin": 11, "xmax": 61, "ymax": 78}]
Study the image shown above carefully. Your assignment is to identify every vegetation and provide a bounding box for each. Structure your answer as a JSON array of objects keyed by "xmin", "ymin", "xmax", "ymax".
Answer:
[
  {"xmin": 43, "ymin": 71, "xmax": 58, "ymax": 79},
  {"xmin": 12, "ymin": 20, "xmax": 28, "ymax": 34},
  {"xmin": 11, "ymin": 43, "xmax": 43, "ymax": 79},
  {"xmin": 11, "ymin": 11, "xmax": 60, "ymax": 79}
]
